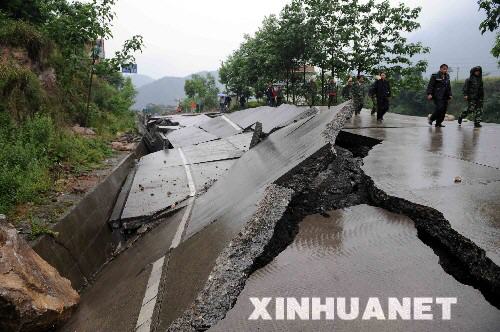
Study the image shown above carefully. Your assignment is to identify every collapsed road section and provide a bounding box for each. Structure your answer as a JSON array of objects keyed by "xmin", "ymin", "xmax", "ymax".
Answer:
[{"xmin": 60, "ymin": 105, "xmax": 500, "ymax": 332}]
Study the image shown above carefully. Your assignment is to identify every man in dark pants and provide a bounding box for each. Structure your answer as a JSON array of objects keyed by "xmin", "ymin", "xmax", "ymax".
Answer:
[
  {"xmin": 459, "ymin": 66, "xmax": 484, "ymax": 128},
  {"xmin": 427, "ymin": 64, "xmax": 452, "ymax": 127},
  {"xmin": 326, "ymin": 78, "xmax": 338, "ymax": 109},
  {"xmin": 352, "ymin": 75, "xmax": 365, "ymax": 115},
  {"xmin": 373, "ymin": 72, "xmax": 391, "ymax": 122}
]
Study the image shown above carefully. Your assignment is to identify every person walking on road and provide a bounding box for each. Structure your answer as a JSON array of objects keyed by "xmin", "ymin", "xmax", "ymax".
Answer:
[
  {"xmin": 427, "ymin": 64, "xmax": 452, "ymax": 128},
  {"xmin": 308, "ymin": 79, "xmax": 317, "ymax": 107},
  {"xmin": 342, "ymin": 77, "xmax": 353, "ymax": 101},
  {"xmin": 266, "ymin": 84, "xmax": 274, "ymax": 107},
  {"xmin": 219, "ymin": 95, "xmax": 226, "ymax": 113},
  {"xmin": 352, "ymin": 75, "xmax": 365, "ymax": 116},
  {"xmin": 369, "ymin": 75, "xmax": 380, "ymax": 116},
  {"xmin": 373, "ymin": 72, "xmax": 391, "ymax": 122},
  {"xmin": 459, "ymin": 66, "xmax": 484, "ymax": 128},
  {"xmin": 326, "ymin": 78, "xmax": 338, "ymax": 109}
]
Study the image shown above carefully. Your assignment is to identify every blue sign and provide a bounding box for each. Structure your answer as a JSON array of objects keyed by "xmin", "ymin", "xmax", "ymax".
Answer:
[{"xmin": 122, "ymin": 64, "xmax": 138, "ymax": 74}]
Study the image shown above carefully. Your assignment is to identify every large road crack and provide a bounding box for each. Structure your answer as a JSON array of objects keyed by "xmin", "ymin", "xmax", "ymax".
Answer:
[{"xmin": 165, "ymin": 113, "xmax": 500, "ymax": 332}]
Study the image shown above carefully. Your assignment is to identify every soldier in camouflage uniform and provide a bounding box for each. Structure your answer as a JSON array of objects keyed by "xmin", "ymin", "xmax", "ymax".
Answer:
[
  {"xmin": 459, "ymin": 66, "xmax": 484, "ymax": 128},
  {"xmin": 352, "ymin": 75, "xmax": 365, "ymax": 115}
]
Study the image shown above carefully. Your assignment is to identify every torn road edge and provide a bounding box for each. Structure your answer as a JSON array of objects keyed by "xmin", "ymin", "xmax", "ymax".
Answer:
[{"xmin": 166, "ymin": 184, "xmax": 294, "ymax": 331}]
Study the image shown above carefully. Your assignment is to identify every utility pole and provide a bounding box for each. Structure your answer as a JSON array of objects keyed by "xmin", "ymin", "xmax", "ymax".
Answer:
[
  {"xmin": 456, "ymin": 66, "xmax": 460, "ymax": 82},
  {"xmin": 86, "ymin": 43, "xmax": 99, "ymax": 126}
]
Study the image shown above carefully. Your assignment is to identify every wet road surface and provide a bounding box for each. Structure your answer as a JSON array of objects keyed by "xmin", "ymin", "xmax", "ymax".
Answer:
[
  {"xmin": 212, "ymin": 205, "xmax": 500, "ymax": 331},
  {"xmin": 346, "ymin": 109, "xmax": 500, "ymax": 265}
]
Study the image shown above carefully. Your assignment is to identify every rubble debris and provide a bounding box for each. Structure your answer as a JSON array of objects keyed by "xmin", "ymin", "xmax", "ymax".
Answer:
[
  {"xmin": 0, "ymin": 222, "xmax": 79, "ymax": 332},
  {"xmin": 111, "ymin": 141, "xmax": 136, "ymax": 151},
  {"xmin": 71, "ymin": 125, "xmax": 96, "ymax": 136}
]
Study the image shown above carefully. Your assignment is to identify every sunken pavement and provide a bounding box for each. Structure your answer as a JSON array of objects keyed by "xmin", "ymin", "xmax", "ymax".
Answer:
[{"xmin": 60, "ymin": 103, "xmax": 500, "ymax": 332}]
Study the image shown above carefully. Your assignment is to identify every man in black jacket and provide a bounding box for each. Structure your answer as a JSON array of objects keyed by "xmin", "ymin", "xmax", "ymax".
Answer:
[
  {"xmin": 459, "ymin": 66, "xmax": 484, "ymax": 128},
  {"xmin": 373, "ymin": 72, "xmax": 391, "ymax": 122},
  {"xmin": 427, "ymin": 64, "xmax": 452, "ymax": 127}
]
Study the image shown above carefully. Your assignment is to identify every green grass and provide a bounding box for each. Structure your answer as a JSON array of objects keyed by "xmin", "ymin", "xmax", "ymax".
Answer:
[
  {"xmin": 28, "ymin": 216, "xmax": 59, "ymax": 240},
  {"xmin": 0, "ymin": 113, "xmax": 116, "ymax": 215}
]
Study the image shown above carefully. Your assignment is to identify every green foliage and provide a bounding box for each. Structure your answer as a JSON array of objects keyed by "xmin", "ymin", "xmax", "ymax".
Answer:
[
  {"xmin": 0, "ymin": 0, "xmax": 54, "ymax": 24},
  {"xmin": 29, "ymin": 216, "xmax": 58, "ymax": 240},
  {"xmin": 0, "ymin": 113, "xmax": 115, "ymax": 214},
  {"xmin": 245, "ymin": 100, "xmax": 267, "ymax": 109},
  {"xmin": 478, "ymin": 0, "xmax": 499, "ymax": 65},
  {"xmin": 478, "ymin": 0, "xmax": 500, "ymax": 33},
  {"xmin": 0, "ymin": 17, "xmax": 52, "ymax": 62},
  {"xmin": 183, "ymin": 73, "xmax": 219, "ymax": 110},
  {"xmin": 0, "ymin": 62, "xmax": 45, "ymax": 122}
]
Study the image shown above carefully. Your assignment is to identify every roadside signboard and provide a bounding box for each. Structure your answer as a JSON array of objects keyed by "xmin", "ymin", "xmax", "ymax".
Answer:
[{"xmin": 122, "ymin": 63, "xmax": 138, "ymax": 74}]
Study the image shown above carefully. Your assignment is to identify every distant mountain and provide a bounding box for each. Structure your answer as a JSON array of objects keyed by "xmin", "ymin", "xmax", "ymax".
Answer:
[
  {"xmin": 133, "ymin": 70, "xmax": 223, "ymax": 110},
  {"xmin": 126, "ymin": 74, "xmax": 155, "ymax": 89}
]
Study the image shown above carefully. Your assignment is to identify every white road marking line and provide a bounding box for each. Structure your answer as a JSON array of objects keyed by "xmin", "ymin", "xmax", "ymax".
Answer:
[
  {"xmin": 221, "ymin": 115, "xmax": 242, "ymax": 131},
  {"xmin": 178, "ymin": 148, "xmax": 196, "ymax": 197},
  {"xmin": 170, "ymin": 197, "xmax": 195, "ymax": 249},
  {"xmin": 135, "ymin": 256, "xmax": 165, "ymax": 331},
  {"xmin": 135, "ymin": 147, "xmax": 199, "ymax": 331}
]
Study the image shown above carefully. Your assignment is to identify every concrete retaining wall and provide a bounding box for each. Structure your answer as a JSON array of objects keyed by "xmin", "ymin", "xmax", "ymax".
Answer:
[{"xmin": 32, "ymin": 142, "xmax": 145, "ymax": 290}]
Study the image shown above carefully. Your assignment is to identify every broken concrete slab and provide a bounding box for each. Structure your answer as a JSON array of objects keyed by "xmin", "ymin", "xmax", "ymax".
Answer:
[
  {"xmin": 32, "ymin": 152, "xmax": 138, "ymax": 290},
  {"xmin": 226, "ymin": 104, "xmax": 309, "ymax": 134},
  {"xmin": 411, "ymin": 181, "xmax": 500, "ymax": 266},
  {"xmin": 224, "ymin": 132, "xmax": 253, "ymax": 152},
  {"xmin": 0, "ymin": 222, "xmax": 79, "ymax": 332},
  {"xmin": 164, "ymin": 114, "xmax": 212, "ymax": 128},
  {"xmin": 199, "ymin": 115, "xmax": 242, "ymax": 138},
  {"xmin": 119, "ymin": 139, "xmax": 245, "ymax": 226},
  {"xmin": 181, "ymin": 139, "xmax": 244, "ymax": 165},
  {"xmin": 190, "ymin": 160, "xmax": 237, "ymax": 194},
  {"xmin": 166, "ymin": 126, "xmax": 219, "ymax": 148},
  {"xmin": 184, "ymin": 107, "xmax": 346, "ymax": 239},
  {"xmin": 120, "ymin": 165, "xmax": 190, "ymax": 225}
]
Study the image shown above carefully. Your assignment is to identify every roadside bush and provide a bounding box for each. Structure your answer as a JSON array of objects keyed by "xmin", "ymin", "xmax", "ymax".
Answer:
[{"xmin": 0, "ymin": 112, "xmax": 114, "ymax": 214}]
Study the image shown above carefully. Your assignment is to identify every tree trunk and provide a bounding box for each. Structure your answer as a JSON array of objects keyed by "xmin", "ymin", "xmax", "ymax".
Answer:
[
  {"xmin": 303, "ymin": 64, "xmax": 306, "ymax": 84},
  {"xmin": 286, "ymin": 68, "xmax": 290, "ymax": 102},
  {"xmin": 321, "ymin": 68, "xmax": 325, "ymax": 105}
]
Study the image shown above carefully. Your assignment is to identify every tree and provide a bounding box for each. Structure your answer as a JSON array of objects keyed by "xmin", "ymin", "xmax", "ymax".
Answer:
[
  {"xmin": 346, "ymin": 0, "xmax": 429, "ymax": 76},
  {"xmin": 183, "ymin": 73, "xmax": 219, "ymax": 110},
  {"xmin": 303, "ymin": 0, "xmax": 352, "ymax": 102},
  {"xmin": 478, "ymin": 0, "xmax": 500, "ymax": 65},
  {"xmin": 219, "ymin": 0, "xmax": 429, "ymax": 104}
]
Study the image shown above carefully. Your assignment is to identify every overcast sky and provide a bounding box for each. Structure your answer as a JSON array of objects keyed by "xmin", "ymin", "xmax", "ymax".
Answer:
[{"xmin": 105, "ymin": 0, "xmax": 499, "ymax": 79}]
